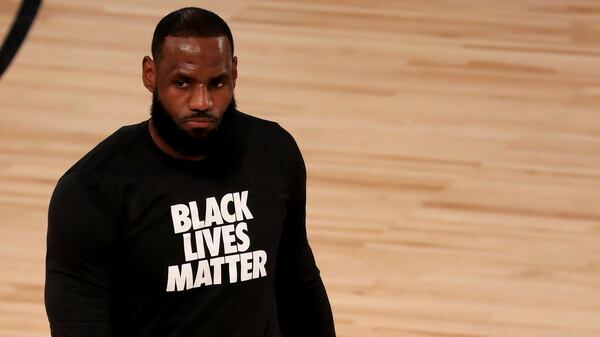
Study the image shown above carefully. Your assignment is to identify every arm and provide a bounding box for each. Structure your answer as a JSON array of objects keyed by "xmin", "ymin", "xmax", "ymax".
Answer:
[
  {"xmin": 45, "ymin": 173, "xmax": 116, "ymax": 337},
  {"xmin": 275, "ymin": 136, "xmax": 336, "ymax": 337}
]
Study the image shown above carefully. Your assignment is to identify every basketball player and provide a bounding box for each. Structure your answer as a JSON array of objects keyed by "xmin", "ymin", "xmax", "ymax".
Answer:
[{"xmin": 45, "ymin": 7, "xmax": 336, "ymax": 337}]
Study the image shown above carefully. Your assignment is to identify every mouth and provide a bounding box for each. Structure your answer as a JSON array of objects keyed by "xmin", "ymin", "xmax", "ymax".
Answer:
[{"xmin": 182, "ymin": 116, "xmax": 218, "ymax": 129}]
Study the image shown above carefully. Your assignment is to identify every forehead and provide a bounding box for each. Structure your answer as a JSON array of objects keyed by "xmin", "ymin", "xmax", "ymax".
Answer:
[{"xmin": 158, "ymin": 36, "xmax": 232, "ymax": 74}]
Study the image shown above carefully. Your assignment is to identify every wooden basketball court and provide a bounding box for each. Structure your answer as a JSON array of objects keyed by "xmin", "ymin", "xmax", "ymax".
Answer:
[{"xmin": 1, "ymin": 0, "xmax": 599, "ymax": 336}]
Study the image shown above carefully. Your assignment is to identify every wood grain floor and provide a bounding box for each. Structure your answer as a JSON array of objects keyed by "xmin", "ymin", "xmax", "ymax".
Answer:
[{"xmin": 1, "ymin": 1, "xmax": 600, "ymax": 336}]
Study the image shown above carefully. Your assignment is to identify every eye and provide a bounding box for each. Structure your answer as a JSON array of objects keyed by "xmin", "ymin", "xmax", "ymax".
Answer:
[
  {"xmin": 174, "ymin": 79, "xmax": 188, "ymax": 88},
  {"xmin": 210, "ymin": 78, "xmax": 225, "ymax": 89}
]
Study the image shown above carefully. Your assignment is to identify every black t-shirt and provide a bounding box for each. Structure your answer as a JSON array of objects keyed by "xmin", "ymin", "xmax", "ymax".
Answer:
[{"xmin": 45, "ymin": 111, "xmax": 335, "ymax": 337}]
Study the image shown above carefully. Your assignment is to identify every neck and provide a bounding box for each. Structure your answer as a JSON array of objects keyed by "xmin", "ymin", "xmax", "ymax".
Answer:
[{"xmin": 147, "ymin": 119, "xmax": 207, "ymax": 161}]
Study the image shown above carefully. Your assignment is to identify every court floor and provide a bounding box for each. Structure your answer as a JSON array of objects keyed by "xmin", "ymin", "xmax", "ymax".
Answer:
[{"xmin": 1, "ymin": 1, "xmax": 599, "ymax": 336}]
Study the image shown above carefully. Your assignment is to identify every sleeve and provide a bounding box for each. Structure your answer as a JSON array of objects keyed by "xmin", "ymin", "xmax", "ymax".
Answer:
[
  {"xmin": 274, "ymin": 133, "xmax": 336, "ymax": 337},
  {"xmin": 45, "ymin": 172, "xmax": 116, "ymax": 337}
]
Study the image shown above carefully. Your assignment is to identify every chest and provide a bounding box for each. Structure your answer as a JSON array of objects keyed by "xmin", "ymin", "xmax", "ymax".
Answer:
[{"xmin": 112, "ymin": 165, "xmax": 289, "ymax": 294}]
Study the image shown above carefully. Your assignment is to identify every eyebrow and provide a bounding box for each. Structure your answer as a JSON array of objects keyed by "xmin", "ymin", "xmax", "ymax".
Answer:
[
  {"xmin": 208, "ymin": 72, "xmax": 228, "ymax": 80},
  {"xmin": 169, "ymin": 70, "xmax": 228, "ymax": 81},
  {"xmin": 169, "ymin": 69, "xmax": 194, "ymax": 77}
]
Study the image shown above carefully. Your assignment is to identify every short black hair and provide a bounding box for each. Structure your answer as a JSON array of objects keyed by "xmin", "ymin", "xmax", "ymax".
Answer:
[{"xmin": 151, "ymin": 7, "xmax": 234, "ymax": 62}]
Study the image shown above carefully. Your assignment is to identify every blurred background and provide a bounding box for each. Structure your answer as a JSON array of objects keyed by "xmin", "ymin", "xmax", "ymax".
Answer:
[{"xmin": 1, "ymin": 1, "xmax": 600, "ymax": 336}]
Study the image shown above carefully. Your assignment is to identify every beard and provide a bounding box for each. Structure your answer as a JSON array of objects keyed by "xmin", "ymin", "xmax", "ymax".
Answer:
[{"xmin": 150, "ymin": 92, "xmax": 236, "ymax": 158}]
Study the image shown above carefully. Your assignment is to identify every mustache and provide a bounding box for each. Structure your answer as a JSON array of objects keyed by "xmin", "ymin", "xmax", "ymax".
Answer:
[{"xmin": 180, "ymin": 112, "xmax": 219, "ymax": 122}]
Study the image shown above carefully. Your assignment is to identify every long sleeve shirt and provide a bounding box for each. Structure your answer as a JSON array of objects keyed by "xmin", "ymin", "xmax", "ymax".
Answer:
[{"xmin": 45, "ymin": 111, "xmax": 336, "ymax": 337}]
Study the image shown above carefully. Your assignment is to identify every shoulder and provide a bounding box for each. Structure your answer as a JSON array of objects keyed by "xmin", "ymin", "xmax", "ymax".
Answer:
[
  {"xmin": 52, "ymin": 122, "xmax": 148, "ymax": 209},
  {"xmin": 234, "ymin": 110, "xmax": 302, "ymax": 156},
  {"xmin": 65, "ymin": 121, "xmax": 147, "ymax": 178},
  {"xmin": 233, "ymin": 111, "xmax": 306, "ymax": 180}
]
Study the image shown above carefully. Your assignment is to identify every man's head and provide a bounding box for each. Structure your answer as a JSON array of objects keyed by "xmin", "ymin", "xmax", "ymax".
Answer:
[{"xmin": 142, "ymin": 7, "xmax": 238, "ymax": 159}]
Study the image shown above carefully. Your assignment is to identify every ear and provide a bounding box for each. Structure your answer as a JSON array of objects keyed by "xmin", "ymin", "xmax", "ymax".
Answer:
[
  {"xmin": 231, "ymin": 56, "xmax": 238, "ymax": 89},
  {"xmin": 142, "ymin": 56, "xmax": 156, "ymax": 93}
]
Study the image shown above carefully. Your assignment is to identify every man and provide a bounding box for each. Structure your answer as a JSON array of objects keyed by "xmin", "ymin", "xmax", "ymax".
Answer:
[{"xmin": 45, "ymin": 7, "xmax": 336, "ymax": 337}]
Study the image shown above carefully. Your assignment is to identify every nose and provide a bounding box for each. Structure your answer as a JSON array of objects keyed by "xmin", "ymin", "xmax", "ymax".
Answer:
[{"xmin": 189, "ymin": 84, "xmax": 213, "ymax": 112}]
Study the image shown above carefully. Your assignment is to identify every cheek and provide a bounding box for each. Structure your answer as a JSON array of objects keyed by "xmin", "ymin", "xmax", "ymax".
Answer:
[
  {"xmin": 160, "ymin": 90, "xmax": 189, "ymax": 116},
  {"xmin": 212, "ymin": 90, "xmax": 233, "ymax": 111}
]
